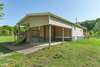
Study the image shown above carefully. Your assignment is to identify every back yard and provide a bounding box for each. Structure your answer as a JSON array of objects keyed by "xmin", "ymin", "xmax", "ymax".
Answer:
[
  {"xmin": 0, "ymin": 37, "xmax": 100, "ymax": 67},
  {"xmin": 0, "ymin": 36, "xmax": 15, "ymax": 43}
]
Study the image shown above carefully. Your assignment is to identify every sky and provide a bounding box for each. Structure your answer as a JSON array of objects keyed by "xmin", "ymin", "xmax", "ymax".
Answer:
[{"xmin": 0, "ymin": 0, "xmax": 100, "ymax": 26}]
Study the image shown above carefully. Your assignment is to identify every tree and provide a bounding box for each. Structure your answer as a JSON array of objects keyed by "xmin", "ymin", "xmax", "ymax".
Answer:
[
  {"xmin": 0, "ymin": 0, "xmax": 3, "ymax": 18},
  {"xmin": 93, "ymin": 19, "xmax": 100, "ymax": 31},
  {"xmin": 80, "ymin": 18, "xmax": 100, "ymax": 37},
  {"xmin": 92, "ymin": 18, "xmax": 100, "ymax": 37},
  {"xmin": 80, "ymin": 20, "xmax": 96, "ymax": 31},
  {"xmin": 0, "ymin": 25, "xmax": 14, "ymax": 35}
]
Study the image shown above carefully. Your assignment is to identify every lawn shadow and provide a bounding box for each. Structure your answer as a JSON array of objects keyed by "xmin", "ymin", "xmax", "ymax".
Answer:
[
  {"xmin": 0, "ymin": 42, "xmax": 51, "ymax": 54},
  {"xmin": 0, "ymin": 42, "xmax": 14, "ymax": 54},
  {"xmin": 0, "ymin": 42, "xmax": 39, "ymax": 52}
]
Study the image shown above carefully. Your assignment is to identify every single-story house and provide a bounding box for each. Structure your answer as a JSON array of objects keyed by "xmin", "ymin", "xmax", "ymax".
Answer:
[{"xmin": 16, "ymin": 12, "xmax": 87, "ymax": 45}]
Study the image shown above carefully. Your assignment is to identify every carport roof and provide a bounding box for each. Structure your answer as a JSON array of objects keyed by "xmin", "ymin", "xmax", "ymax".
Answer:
[{"xmin": 17, "ymin": 12, "xmax": 86, "ymax": 29}]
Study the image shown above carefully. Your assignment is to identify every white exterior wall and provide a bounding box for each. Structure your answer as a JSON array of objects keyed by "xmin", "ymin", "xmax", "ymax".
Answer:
[
  {"xmin": 72, "ymin": 26, "xmax": 84, "ymax": 40},
  {"xmin": 49, "ymin": 16, "xmax": 72, "ymax": 29}
]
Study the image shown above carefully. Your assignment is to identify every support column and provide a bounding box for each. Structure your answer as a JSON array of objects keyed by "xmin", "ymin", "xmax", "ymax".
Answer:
[
  {"xmin": 49, "ymin": 24, "xmax": 51, "ymax": 48},
  {"xmin": 44, "ymin": 26, "xmax": 46, "ymax": 41},
  {"xmin": 27, "ymin": 24, "xmax": 31, "ymax": 43},
  {"xmin": 62, "ymin": 28, "xmax": 64, "ymax": 44},
  {"xmin": 16, "ymin": 24, "xmax": 20, "ymax": 42},
  {"xmin": 38, "ymin": 26, "xmax": 41, "ymax": 42}
]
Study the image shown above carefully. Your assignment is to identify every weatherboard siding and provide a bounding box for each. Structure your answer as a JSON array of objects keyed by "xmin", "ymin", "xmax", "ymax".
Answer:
[
  {"xmin": 20, "ymin": 16, "xmax": 49, "ymax": 27},
  {"xmin": 49, "ymin": 16, "xmax": 72, "ymax": 29}
]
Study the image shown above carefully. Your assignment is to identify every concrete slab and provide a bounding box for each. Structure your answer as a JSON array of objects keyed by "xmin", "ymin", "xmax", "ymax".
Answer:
[{"xmin": 2, "ymin": 42, "xmax": 62, "ymax": 54}]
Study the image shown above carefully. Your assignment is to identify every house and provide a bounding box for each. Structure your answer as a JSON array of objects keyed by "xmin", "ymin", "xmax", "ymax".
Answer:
[{"xmin": 16, "ymin": 12, "xmax": 87, "ymax": 45}]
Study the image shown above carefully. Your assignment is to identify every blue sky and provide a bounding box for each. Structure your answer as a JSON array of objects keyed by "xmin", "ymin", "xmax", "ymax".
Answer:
[{"xmin": 0, "ymin": 0, "xmax": 100, "ymax": 26}]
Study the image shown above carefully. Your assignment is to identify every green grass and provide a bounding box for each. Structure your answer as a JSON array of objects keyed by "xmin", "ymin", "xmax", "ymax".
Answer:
[
  {"xmin": 0, "ymin": 38, "xmax": 100, "ymax": 67},
  {"xmin": 72, "ymin": 38, "xmax": 100, "ymax": 45},
  {"xmin": 0, "ymin": 36, "xmax": 15, "ymax": 42}
]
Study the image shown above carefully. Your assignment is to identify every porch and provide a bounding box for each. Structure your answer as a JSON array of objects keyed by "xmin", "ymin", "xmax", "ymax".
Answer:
[{"xmin": 16, "ymin": 24, "xmax": 72, "ymax": 44}]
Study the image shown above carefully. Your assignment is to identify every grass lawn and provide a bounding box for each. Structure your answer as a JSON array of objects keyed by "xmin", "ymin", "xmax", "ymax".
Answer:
[
  {"xmin": 0, "ymin": 36, "xmax": 15, "ymax": 42},
  {"xmin": 0, "ymin": 38, "xmax": 100, "ymax": 67}
]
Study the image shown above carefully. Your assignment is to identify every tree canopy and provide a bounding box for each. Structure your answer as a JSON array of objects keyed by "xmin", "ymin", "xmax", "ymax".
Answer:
[
  {"xmin": 80, "ymin": 18, "xmax": 100, "ymax": 37},
  {"xmin": 0, "ymin": 25, "xmax": 14, "ymax": 36},
  {"xmin": 0, "ymin": 1, "xmax": 3, "ymax": 17}
]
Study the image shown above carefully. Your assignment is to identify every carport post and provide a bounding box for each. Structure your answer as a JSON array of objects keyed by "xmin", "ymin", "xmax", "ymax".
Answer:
[
  {"xmin": 62, "ymin": 28, "xmax": 64, "ymax": 44},
  {"xmin": 49, "ymin": 24, "xmax": 51, "ymax": 48},
  {"xmin": 38, "ymin": 26, "xmax": 41, "ymax": 42}
]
